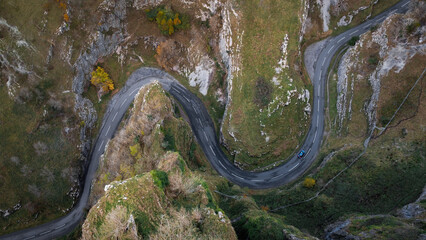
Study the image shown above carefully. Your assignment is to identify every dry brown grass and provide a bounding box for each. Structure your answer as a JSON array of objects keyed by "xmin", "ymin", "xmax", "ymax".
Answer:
[
  {"xmin": 91, "ymin": 83, "xmax": 173, "ymax": 201},
  {"xmin": 97, "ymin": 206, "xmax": 138, "ymax": 240},
  {"xmin": 150, "ymin": 208, "xmax": 199, "ymax": 240}
]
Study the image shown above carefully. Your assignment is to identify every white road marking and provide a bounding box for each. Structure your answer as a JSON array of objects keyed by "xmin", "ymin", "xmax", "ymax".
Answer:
[
  {"xmin": 251, "ymin": 179, "xmax": 263, "ymax": 182},
  {"xmin": 130, "ymin": 88, "xmax": 139, "ymax": 95},
  {"xmin": 390, "ymin": 9, "xmax": 397, "ymax": 14},
  {"xmin": 98, "ymin": 140, "xmax": 105, "ymax": 152},
  {"xmin": 316, "ymin": 116, "xmax": 319, "ymax": 126},
  {"xmin": 203, "ymin": 131, "xmax": 208, "ymax": 141},
  {"xmin": 272, "ymin": 173, "xmax": 285, "ymax": 180},
  {"xmin": 402, "ymin": 2, "xmax": 409, "ymax": 7},
  {"xmin": 313, "ymin": 131, "xmax": 318, "ymax": 142},
  {"xmin": 197, "ymin": 118, "xmax": 202, "ymax": 126},
  {"xmin": 231, "ymin": 173, "xmax": 244, "ymax": 180},
  {"xmin": 364, "ymin": 23, "xmax": 372, "ymax": 29},
  {"xmin": 55, "ymin": 223, "xmax": 66, "ymax": 230},
  {"xmin": 219, "ymin": 160, "xmax": 225, "ymax": 169},
  {"xmin": 288, "ymin": 162, "xmax": 300, "ymax": 172},
  {"xmin": 24, "ymin": 236, "xmax": 35, "ymax": 240},
  {"xmin": 317, "ymin": 100, "xmax": 320, "ymax": 112},
  {"xmin": 318, "ymin": 85, "xmax": 321, "ymax": 96},
  {"xmin": 352, "ymin": 29, "xmax": 359, "ymax": 34},
  {"xmin": 183, "ymin": 96, "xmax": 190, "ymax": 102},
  {"xmin": 307, "ymin": 148, "xmax": 312, "ymax": 155},
  {"xmin": 120, "ymin": 100, "xmax": 126, "ymax": 108},
  {"xmin": 322, "ymin": 58, "xmax": 326, "ymax": 67},
  {"xmin": 319, "ymin": 70, "xmax": 322, "ymax": 77},
  {"xmin": 209, "ymin": 146, "xmax": 216, "ymax": 156},
  {"xmin": 105, "ymin": 125, "xmax": 111, "ymax": 136},
  {"xmin": 337, "ymin": 36, "xmax": 346, "ymax": 43},
  {"xmin": 327, "ymin": 45, "xmax": 335, "ymax": 54},
  {"xmin": 40, "ymin": 230, "xmax": 52, "ymax": 236},
  {"xmin": 112, "ymin": 112, "xmax": 118, "ymax": 121}
]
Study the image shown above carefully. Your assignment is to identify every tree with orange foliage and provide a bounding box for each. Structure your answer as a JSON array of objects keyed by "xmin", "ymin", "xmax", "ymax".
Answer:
[{"xmin": 260, "ymin": 205, "xmax": 270, "ymax": 212}]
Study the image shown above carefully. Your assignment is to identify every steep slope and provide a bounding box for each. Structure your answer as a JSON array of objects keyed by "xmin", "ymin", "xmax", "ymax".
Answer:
[
  {"xmin": 214, "ymin": 1, "xmax": 425, "ymax": 238},
  {"xmin": 220, "ymin": 0, "xmax": 312, "ymax": 170},
  {"xmin": 90, "ymin": 82, "xmax": 201, "ymax": 203},
  {"xmin": 325, "ymin": 186, "xmax": 426, "ymax": 239},
  {"xmin": 304, "ymin": 0, "xmax": 400, "ymax": 39},
  {"xmin": 82, "ymin": 82, "xmax": 236, "ymax": 239},
  {"xmin": 0, "ymin": 0, "xmax": 85, "ymax": 233},
  {"xmin": 83, "ymin": 153, "xmax": 236, "ymax": 239}
]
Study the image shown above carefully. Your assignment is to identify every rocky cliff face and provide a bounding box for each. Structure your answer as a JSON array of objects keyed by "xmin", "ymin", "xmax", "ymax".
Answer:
[
  {"xmin": 304, "ymin": 0, "xmax": 401, "ymax": 40},
  {"xmin": 321, "ymin": 1, "xmax": 426, "ymax": 238},
  {"xmin": 325, "ymin": 185, "xmax": 426, "ymax": 240},
  {"xmin": 335, "ymin": 0, "xmax": 425, "ymax": 134}
]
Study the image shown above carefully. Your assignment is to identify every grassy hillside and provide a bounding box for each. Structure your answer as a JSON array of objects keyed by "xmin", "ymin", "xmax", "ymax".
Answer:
[
  {"xmin": 0, "ymin": 0, "xmax": 84, "ymax": 233},
  {"xmin": 216, "ymin": 3, "xmax": 426, "ymax": 238},
  {"xmin": 221, "ymin": 0, "xmax": 311, "ymax": 170}
]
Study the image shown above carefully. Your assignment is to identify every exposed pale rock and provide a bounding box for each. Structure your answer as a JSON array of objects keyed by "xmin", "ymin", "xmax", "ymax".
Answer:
[{"xmin": 188, "ymin": 56, "xmax": 215, "ymax": 95}]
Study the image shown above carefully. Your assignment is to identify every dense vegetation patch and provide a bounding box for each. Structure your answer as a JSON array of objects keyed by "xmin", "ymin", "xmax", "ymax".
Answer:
[
  {"xmin": 234, "ymin": 210, "xmax": 286, "ymax": 240},
  {"xmin": 146, "ymin": 6, "xmax": 189, "ymax": 35},
  {"xmin": 348, "ymin": 36, "xmax": 360, "ymax": 46},
  {"xmin": 150, "ymin": 170, "xmax": 169, "ymax": 190}
]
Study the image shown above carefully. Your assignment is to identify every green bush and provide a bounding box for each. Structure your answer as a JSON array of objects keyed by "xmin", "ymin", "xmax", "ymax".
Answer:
[
  {"xmin": 235, "ymin": 211, "xmax": 285, "ymax": 240},
  {"xmin": 134, "ymin": 211, "xmax": 155, "ymax": 238},
  {"xmin": 150, "ymin": 170, "xmax": 169, "ymax": 189},
  {"xmin": 348, "ymin": 36, "xmax": 360, "ymax": 46},
  {"xmin": 368, "ymin": 56, "xmax": 379, "ymax": 66},
  {"xmin": 406, "ymin": 22, "xmax": 420, "ymax": 34},
  {"xmin": 162, "ymin": 127, "xmax": 176, "ymax": 151}
]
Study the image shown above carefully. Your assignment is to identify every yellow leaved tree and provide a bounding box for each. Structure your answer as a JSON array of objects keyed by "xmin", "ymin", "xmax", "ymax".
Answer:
[
  {"xmin": 90, "ymin": 66, "xmax": 114, "ymax": 92},
  {"xmin": 303, "ymin": 177, "xmax": 316, "ymax": 188},
  {"xmin": 146, "ymin": 7, "xmax": 187, "ymax": 36}
]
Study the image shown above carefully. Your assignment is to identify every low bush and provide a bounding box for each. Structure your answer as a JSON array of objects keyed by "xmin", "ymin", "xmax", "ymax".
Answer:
[
  {"xmin": 151, "ymin": 170, "xmax": 169, "ymax": 190},
  {"xmin": 348, "ymin": 36, "xmax": 360, "ymax": 46}
]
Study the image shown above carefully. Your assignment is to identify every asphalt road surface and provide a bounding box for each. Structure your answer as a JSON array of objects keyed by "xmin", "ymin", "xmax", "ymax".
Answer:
[{"xmin": 0, "ymin": 0, "xmax": 411, "ymax": 239}]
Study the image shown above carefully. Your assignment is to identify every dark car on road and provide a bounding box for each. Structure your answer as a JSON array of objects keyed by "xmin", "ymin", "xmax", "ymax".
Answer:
[{"xmin": 298, "ymin": 150, "xmax": 306, "ymax": 159}]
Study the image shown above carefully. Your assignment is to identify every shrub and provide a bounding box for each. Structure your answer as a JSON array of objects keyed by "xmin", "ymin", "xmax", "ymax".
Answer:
[
  {"xmin": 134, "ymin": 211, "xmax": 155, "ymax": 238},
  {"xmin": 162, "ymin": 128, "xmax": 176, "ymax": 151},
  {"xmin": 303, "ymin": 177, "xmax": 316, "ymax": 188},
  {"xmin": 368, "ymin": 55, "xmax": 379, "ymax": 66},
  {"xmin": 406, "ymin": 22, "xmax": 420, "ymax": 34},
  {"xmin": 253, "ymin": 77, "xmax": 273, "ymax": 107},
  {"xmin": 238, "ymin": 211, "xmax": 285, "ymax": 240},
  {"xmin": 348, "ymin": 36, "xmax": 360, "ymax": 46},
  {"xmin": 151, "ymin": 170, "xmax": 169, "ymax": 189}
]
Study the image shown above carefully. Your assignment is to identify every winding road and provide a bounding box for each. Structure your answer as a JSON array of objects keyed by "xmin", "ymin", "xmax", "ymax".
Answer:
[{"xmin": 0, "ymin": 0, "xmax": 411, "ymax": 239}]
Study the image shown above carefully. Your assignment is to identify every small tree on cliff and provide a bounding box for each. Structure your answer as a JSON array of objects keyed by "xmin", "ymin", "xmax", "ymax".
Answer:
[{"xmin": 90, "ymin": 66, "xmax": 114, "ymax": 93}]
